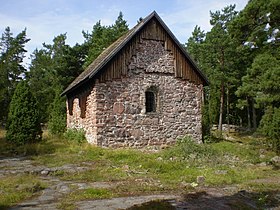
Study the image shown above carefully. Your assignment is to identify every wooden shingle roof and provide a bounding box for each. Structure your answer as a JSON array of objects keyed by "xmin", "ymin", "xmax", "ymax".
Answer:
[{"xmin": 62, "ymin": 11, "xmax": 209, "ymax": 96}]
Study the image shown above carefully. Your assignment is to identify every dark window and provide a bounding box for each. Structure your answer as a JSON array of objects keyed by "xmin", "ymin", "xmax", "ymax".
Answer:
[{"xmin": 145, "ymin": 91, "xmax": 156, "ymax": 112}]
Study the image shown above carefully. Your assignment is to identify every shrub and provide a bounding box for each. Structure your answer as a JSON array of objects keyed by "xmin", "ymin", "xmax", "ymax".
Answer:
[
  {"xmin": 6, "ymin": 81, "xmax": 42, "ymax": 145},
  {"xmin": 48, "ymin": 87, "xmax": 66, "ymax": 135},
  {"xmin": 163, "ymin": 136, "xmax": 217, "ymax": 164},
  {"xmin": 64, "ymin": 128, "xmax": 86, "ymax": 144},
  {"xmin": 202, "ymin": 104, "xmax": 211, "ymax": 143}
]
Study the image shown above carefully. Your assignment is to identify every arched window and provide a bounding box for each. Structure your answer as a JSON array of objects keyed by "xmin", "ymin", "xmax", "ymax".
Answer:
[{"xmin": 145, "ymin": 86, "xmax": 157, "ymax": 113}]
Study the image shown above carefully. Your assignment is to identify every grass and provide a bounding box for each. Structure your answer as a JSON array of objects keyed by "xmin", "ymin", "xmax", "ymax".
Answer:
[
  {"xmin": 58, "ymin": 188, "xmax": 113, "ymax": 209},
  {"xmin": 50, "ymin": 136, "xmax": 279, "ymax": 196},
  {"xmin": 0, "ymin": 174, "xmax": 47, "ymax": 209},
  {"xmin": 0, "ymin": 128, "xmax": 279, "ymax": 209}
]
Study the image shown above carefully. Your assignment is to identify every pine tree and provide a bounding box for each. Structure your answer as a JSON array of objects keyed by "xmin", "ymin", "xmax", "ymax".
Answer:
[
  {"xmin": 186, "ymin": 5, "xmax": 238, "ymax": 132},
  {"xmin": 6, "ymin": 81, "xmax": 42, "ymax": 145}
]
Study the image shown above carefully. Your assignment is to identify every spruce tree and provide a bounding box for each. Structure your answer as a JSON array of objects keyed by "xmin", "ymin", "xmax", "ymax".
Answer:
[
  {"xmin": 0, "ymin": 27, "xmax": 30, "ymax": 124},
  {"xmin": 6, "ymin": 81, "xmax": 42, "ymax": 145}
]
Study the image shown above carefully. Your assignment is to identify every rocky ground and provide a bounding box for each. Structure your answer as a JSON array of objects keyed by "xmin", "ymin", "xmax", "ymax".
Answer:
[{"xmin": 1, "ymin": 156, "xmax": 280, "ymax": 210}]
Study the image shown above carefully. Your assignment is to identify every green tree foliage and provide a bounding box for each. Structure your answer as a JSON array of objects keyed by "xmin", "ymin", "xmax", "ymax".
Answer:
[
  {"xmin": 6, "ymin": 81, "xmax": 42, "ymax": 145},
  {"xmin": 186, "ymin": 0, "xmax": 279, "ymax": 151},
  {"xmin": 187, "ymin": 1, "xmax": 279, "ymax": 143},
  {"xmin": 237, "ymin": 53, "xmax": 280, "ymax": 128},
  {"xmin": 228, "ymin": 0, "xmax": 280, "ymax": 129},
  {"xmin": 26, "ymin": 48, "xmax": 53, "ymax": 121},
  {"xmin": 26, "ymin": 12, "xmax": 128, "ymax": 124},
  {"xmin": 26, "ymin": 34, "xmax": 86, "ymax": 122},
  {"xmin": 0, "ymin": 27, "xmax": 30, "ymax": 124},
  {"xmin": 233, "ymin": 0, "xmax": 280, "ymax": 134},
  {"xmin": 259, "ymin": 107, "xmax": 280, "ymax": 153},
  {"xmin": 186, "ymin": 5, "xmax": 239, "ymax": 132},
  {"xmin": 83, "ymin": 12, "xmax": 129, "ymax": 67},
  {"xmin": 230, "ymin": 0, "xmax": 280, "ymax": 52},
  {"xmin": 206, "ymin": 5, "xmax": 238, "ymax": 131},
  {"xmin": 48, "ymin": 87, "xmax": 66, "ymax": 135},
  {"xmin": 244, "ymin": 53, "xmax": 279, "ymax": 106},
  {"xmin": 185, "ymin": 25, "xmax": 205, "ymax": 65}
]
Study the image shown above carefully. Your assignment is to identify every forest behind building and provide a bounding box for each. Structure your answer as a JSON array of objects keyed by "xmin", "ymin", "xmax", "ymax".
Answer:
[{"xmin": 0, "ymin": 0, "xmax": 279, "ymax": 152}]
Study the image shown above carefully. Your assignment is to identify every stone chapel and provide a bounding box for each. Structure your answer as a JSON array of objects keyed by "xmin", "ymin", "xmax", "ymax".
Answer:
[{"xmin": 62, "ymin": 11, "xmax": 209, "ymax": 147}]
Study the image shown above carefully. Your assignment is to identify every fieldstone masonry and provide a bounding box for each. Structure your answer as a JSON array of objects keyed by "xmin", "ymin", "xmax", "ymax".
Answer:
[{"xmin": 67, "ymin": 38, "xmax": 203, "ymax": 147}]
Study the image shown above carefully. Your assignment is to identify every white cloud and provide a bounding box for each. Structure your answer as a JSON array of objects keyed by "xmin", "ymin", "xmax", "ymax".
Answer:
[
  {"xmin": 162, "ymin": 0, "xmax": 248, "ymax": 42},
  {"xmin": 0, "ymin": 0, "xmax": 248, "ymax": 65}
]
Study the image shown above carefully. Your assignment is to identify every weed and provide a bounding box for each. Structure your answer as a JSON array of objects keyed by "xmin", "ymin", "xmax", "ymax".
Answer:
[{"xmin": 64, "ymin": 128, "xmax": 86, "ymax": 144}]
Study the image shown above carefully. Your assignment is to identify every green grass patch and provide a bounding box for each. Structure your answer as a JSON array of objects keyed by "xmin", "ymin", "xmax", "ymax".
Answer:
[
  {"xmin": 1, "ymin": 130, "xmax": 279, "ymax": 208},
  {"xmin": 35, "ymin": 135, "xmax": 279, "ymax": 192},
  {"xmin": 61, "ymin": 164, "xmax": 129, "ymax": 182},
  {"xmin": 58, "ymin": 188, "xmax": 113, "ymax": 210},
  {"xmin": 0, "ymin": 174, "xmax": 47, "ymax": 208}
]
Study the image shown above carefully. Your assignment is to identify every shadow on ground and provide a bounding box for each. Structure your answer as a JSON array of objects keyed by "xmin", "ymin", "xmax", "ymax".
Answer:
[
  {"xmin": 0, "ymin": 205, "xmax": 9, "ymax": 210},
  {"xmin": 128, "ymin": 190, "xmax": 280, "ymax": 210},
  {"xmin": 0, "ymin": 134, "xmax": 65, "ymax": 158}
]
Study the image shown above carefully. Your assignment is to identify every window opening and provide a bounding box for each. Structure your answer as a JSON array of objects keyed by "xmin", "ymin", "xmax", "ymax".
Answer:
[{"xmin": 145, "ymin": 91, "xmax": 156, "ymax": 112}]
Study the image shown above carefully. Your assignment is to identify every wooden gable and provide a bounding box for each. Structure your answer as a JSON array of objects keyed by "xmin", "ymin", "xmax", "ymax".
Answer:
[{"xmin": 62, "ymin": 11, "xmax": 208, "ymax": 97}]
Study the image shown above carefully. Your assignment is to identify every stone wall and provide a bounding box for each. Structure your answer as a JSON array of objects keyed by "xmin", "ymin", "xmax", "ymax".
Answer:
[
  {"xmin": 66, "ymin": 38, "xmax": 203, "ymax": 147},
  {"xmin": 66, "ymin": 88, "xmax": 98, "ymax": 144}
]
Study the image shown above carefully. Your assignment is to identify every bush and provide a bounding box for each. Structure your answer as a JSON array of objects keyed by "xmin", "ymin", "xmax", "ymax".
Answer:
[
  {"xmin": 64, "ymin": 128, "xmax": 86, "ymax": 144},
  {"xmin": 202, "ymin": 104, "xmax": 211, "ymax": 143},
  {"xmin": 163, "ymin": 136, "xmax": 217, "ymax": 164},
  {"xmin": 48, "ymin": 87, "xmax": 66, "ymax": 135},
  {"xmin": 6, "ymin": 81, "xmax": 42, "ymax": 145}
]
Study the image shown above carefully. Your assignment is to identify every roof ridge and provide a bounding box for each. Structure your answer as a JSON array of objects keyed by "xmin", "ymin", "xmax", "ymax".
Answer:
[{"xmin": 62, "ymin": 11, "xmax": 208, "ymax": 96}]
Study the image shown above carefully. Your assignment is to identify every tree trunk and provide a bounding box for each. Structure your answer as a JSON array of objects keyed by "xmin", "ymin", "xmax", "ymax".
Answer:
[
  {"xmin": 247, "ymin": 97, "xmax": 251, "ymax": 129},
  {"xmin": 252, "ymin": 99, "xmax": 257, "ymax": 130},
  {"xmin": 226, "ymin": 86, "xmax": 230, "ymax": 132},
  {"xmin": 218, "ymin": 82, "xmax": 224, "ymax": 132}
]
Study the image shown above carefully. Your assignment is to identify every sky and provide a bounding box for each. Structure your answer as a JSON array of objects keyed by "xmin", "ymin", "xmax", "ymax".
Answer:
[{"xmin": 0, "ymin": 0, "xmax": 248, "ymax": 65}]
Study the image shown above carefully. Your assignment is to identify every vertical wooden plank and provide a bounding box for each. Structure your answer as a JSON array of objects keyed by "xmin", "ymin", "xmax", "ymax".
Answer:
[
  {"xmin": 186, "ymin": 63, "xmax": 190, "ymax": 80},
  {"xmin": 176, "ymin": 48, "xmax": 182, "ymax": 78},
  {"xmin": 113, "ymin": 59, "xmax": 116, "ymax": 79},
  {"xmin": 174, "ymin": 57, "xmax": 177, "ymax": 77},
  {"xmin": 182, "ymin": 59, "xmax": 187, "ymax": 80},
  {"xmin": 121, "ymin": 50, "xmax": 124, "ymax": 76},
  {"xmin": 117, "ymin": 54, "xmax": 121, "ymax": 78},
  {"xmin": 114, "ymin": 57, "xmax": 117, "ymax": 79},
  {"xmin": 112, "ymin": 60, "xmax": 115, "ymax": 79},
  {"xmin": 174, "ymin": 42, "xmax": 178, "ymax": 77},
  {"xmin": 179, "ymin": 51, "xmax": 183, "ymax": 78},
  {"xmin": 190, "ymin": 66, "xmax": 194, "ymax": 82}
]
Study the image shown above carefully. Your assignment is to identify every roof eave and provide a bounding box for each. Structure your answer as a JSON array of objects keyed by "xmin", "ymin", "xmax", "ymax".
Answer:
[{"xmin": 62, "ymin": 11, "xmax": 209, "ymax": 96}]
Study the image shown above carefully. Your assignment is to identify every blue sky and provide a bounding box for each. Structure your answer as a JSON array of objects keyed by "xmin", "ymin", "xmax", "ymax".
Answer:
[{"xmin": 0, "ymin": 0, "xmax": 248, "ymax": 64}]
